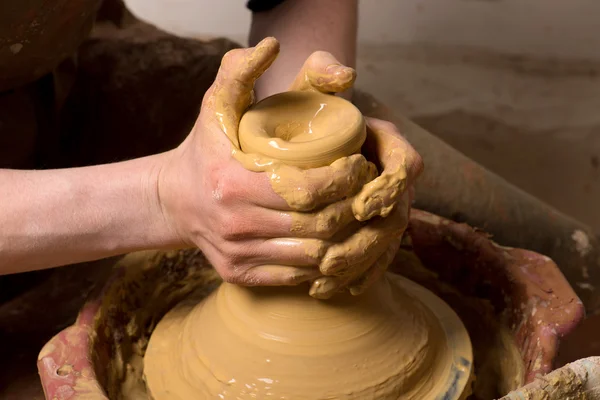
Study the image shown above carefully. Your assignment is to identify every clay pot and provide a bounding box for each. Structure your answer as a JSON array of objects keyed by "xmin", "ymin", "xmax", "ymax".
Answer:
[{"xmin": 37, "ymin": 210, "xmax": 584, "ymax": 399}]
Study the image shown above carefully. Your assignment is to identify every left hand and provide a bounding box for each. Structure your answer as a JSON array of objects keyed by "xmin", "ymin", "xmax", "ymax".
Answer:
[{"xmin": 285, "ymin": 51, "xmax": 424, "ymax": 298}]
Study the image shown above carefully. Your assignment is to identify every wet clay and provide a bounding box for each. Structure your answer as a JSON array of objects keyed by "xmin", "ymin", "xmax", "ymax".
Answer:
[
  {"xmin": 237, "ymin": 90, "xmax": 366, "ymax": 168},
  {"xmin": 144, "ymin": 91, "xmax": 473, "ymax": 399},
  {"xmin": 236, "ymin": 90, "xmax": 410, "ymax": 299},
  {"xmin": 144, "ymin": 274, "xmax": 472, "ymax": 399},
  {"xmin": 235, "ymin": 90, "xmax": 375, "ymax": 213}
]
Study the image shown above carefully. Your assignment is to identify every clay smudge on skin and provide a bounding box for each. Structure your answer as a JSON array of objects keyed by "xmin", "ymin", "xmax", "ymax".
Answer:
[
  {"xmin": 289, "ymin": 59, "xmax": 357, "ymax": 95},
  {"xmin": 313, "ymin": 192, "xmax": 411, "ymax": 299},
  {"xmin": 209, "ymin": 37, "xmax": 280, "ymax": 149}
]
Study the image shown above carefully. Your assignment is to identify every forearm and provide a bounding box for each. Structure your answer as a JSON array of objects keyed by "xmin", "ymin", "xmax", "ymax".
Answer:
[
  {"xmin": 0, "ymin": 154, "xmax": 178, "ymax": 274},
  {"xmin": 249, "ymin": 0, "xmax": 358, "ymax": 101}
]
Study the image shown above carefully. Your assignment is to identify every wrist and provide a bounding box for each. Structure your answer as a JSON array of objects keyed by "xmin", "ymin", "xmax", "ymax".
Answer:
[{"xmin": 139, "ymin": 151, "xmax": 187, "ymax": 251}]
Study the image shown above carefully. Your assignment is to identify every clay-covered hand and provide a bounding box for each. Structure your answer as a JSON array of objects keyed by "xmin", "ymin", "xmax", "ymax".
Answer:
[
  {"xmin": 312, "ymin": 118, "xmax": 423, "ymax": 298},
  {"xmin": 287, "ymin": 52, "xmax": 424, "ymax": 299},
  {"xmin": 156, "ymin": 38, "xmax": 374, "ymax": 287}
]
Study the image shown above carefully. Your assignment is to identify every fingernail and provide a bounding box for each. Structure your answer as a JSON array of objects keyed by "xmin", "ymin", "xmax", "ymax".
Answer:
[
  {"xmin": 257, "ymin": 37, "xmax": 276, "ymax": 47},
  {"xmin": 325, "ymin": 63, "xmax": 342, "ymax": 73},
  {"xmin": 309, "ymin": 277, "xmax": 339, "ymax": 299}
]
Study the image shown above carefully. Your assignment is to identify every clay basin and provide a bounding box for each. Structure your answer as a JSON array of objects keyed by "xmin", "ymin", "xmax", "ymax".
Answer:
[{"xmin": 37, "ymin": 209, "xmax": 584, "ymax": 399}]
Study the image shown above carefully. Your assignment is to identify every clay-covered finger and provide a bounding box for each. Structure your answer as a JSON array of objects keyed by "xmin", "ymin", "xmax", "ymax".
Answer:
[
  {"xmin": 309, "ymin": 225, "xmax": 403, "ymax": 300},
  {"xmin": 309, "ymin": 235, "xmax": 401, "ymax": 299},
  {"xmin": 289, "ymin": 198, "xmax": 358, "ymax": 240},
  {"xmin": 240, "ymin": 265, "xmax": 322, "ymax": 286},
  {"xmin": 235, "ymin": 238, "xmax": 329, "ymax": 267},
  {"xmin": 289, "ymin": 51, "xmax": 356, "ymax": 94},
  {"xmin": 348, "ymin": 235, "xmax": 403, "ymax": 296},
  {"xmin": 210, "ymin": 37, "xmax": 280, "ymax": 148},
  {"xmin": 321, "ymin": 194, "xmax": 410, "ymax": 277},
  {"xmin": 262, "ymin": 154, "xmax": 378, "ymax": 212},
  {"xmin": 202, "ymin": 239, "xmax": 322, "ymax": 287},
  {"xmin": 309, "ymin": 275, "xmax": 345, "ymax": 299},
  {"xmin": 208, "ymin": 197, "xmax": 357, "ymax": 242},
  {"xmin": 353, "ymin": 118, "xmax": 423, "ymax": 221}
]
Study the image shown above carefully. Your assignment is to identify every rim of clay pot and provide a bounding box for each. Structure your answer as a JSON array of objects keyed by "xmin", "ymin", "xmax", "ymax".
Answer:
[{"xmin": 36, "ymin": 209, "xmax": 584, "ymax": 399}]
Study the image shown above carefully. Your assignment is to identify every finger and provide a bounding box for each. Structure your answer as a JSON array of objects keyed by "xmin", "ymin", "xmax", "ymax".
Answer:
[
  {"xmin": 309, "ymin": 234, "xmax": 401, "ymax": 299},
  {"xmin": 309, "ymin": 228, "xmax": 403, "ymax": 300},
  {"xmin": 202, "ymin": 239, "xmax": 322, "ymax": 287},
  {"xmin": 309, "ymin": 275, "xmax": 344, "ymax": 299},
  {"xmin": 219, "ymin": 199, "xmax": 359, "ymax": 241},
  {"xmin": 309, "ymin": 204, "xmax": 408, "ymax": 299},
  {"xmin": 210, "ymin": 37, "xmax": 280, "ymax": 147},
  {"xmin": 208, "ymin": 193, "xmax": 359, "ymax": 241},
  {"xmin": 232, "ymin": 238, "xmax": 329, "ymax": 267},
  {"xmin": 238, "ymin": 265, "xmax": 322, "ymax": 287},
  {"xmin": 348, "ymin": 234, "xmax": 403, "ymax": 296},
  {"xmin": 289, "ymin": 51, "xmax": 356, "ymax": 94},
  {"xmin": 321, "ymin": 194, "xmax": 410, "ymax": 277},
  {"xmin": 290, "ymin": 198, "xmax": 362, "ymax": 240},
  {"xmin": 255, "ymin": 154, "xmax": 378, "ymax": 212},
  {"xmin": 353, "ymin": 118, "xmax": 423, "ymax": 221}
]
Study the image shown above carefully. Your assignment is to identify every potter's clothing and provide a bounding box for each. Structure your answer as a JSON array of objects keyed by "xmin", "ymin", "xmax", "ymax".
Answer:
[{"xmin": 247, "ymin": 0, "xmax": 288, "ymax": 12}]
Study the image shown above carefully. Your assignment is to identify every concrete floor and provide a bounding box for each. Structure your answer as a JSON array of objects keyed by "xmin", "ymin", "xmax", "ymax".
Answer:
[{"xmin": 354, "ymin": 42, "xmax": 600, "ymax": 365}]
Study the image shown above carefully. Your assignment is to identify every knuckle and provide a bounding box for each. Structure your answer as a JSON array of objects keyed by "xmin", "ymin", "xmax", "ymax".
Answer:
[
  {"xmin": 216, "ymin": 212, "xmax": 243, "ymax": 241},
  {"xmin": 221, "ymin": 242, "xmax": 246, "ymax": 265},
  {"xmin": 315, "ymin": 214, "xmax": 339, "ymax": 238},
  {"xmin": 411, "ymin": 153, "xmax": 425, "ymax": 177},
  {"xmin": 308, "ymin": 240, "xmax": 329, "ymax": 260},
  {"xmin": 201, "ymin": 87, "xmax": 214, "ymax": 108},
  {"xmin": 217, "ymin": 261, "xmax": 239, "ymax": 283},
  {"xmin": 222, "ymin": 271, "xmax": 244, "ymax": 285},
  {"xmin": 367, "ymin": 163, "xmax": 379, "ymax": 181},
  {"xmin": 209, "ymin": 169, "xmax": 240, "ymax": 205},
  {"xmin": 219, "ymin": 182, "xmax": 239, "ymax": 205},
  {"xmin": 371, "ymin": 119, "xmax": 398, "ymax": 133},
  {"xmin": 321, "ymin": 254, "xmax": 345, "ymax": 276},
  {"xmin": 281, "ymin": 269, "xmax": 310, "ymax": 285},
  {"xmin": 289, "ymin": 188, "xmax": 317, "ymax": 211},
  {"xmin": 219, "ymin": 262, "xmax": 255, "ymax": 285},
  {"xmin": 348, "ymin": 153, "xmax": 368, "ymax": 168},
  {"xmin": 221, "ymin": 48, "xmax": 242, "ymax": 67},
  {"xmin": 229, "ymin": 270, "xmax": 257, "ymax": 286},
  {"xmin": 307, "ymin": 50, "xmax": 332, "ymax": 65}
]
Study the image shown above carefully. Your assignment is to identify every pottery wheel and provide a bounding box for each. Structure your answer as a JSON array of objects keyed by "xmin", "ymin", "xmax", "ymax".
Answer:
[{"xmin": 144, "ymin": 90, "xmax": 474, "ymax": 399}]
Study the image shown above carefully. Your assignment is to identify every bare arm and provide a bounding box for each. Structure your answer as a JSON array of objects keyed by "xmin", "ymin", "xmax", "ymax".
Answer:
[
  {"xmin": 0, "ymin": 154, "xmax": 177, "ymax": 274},
  {"xmin": 248, "ymin": 0, "xmax": 358, "ymax": 101}
]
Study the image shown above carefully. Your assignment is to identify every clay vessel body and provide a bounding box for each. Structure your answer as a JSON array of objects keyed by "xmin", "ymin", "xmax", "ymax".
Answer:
[{"xmin": 37, "ymin": 209, "xmax": 584, "ymax": 399}]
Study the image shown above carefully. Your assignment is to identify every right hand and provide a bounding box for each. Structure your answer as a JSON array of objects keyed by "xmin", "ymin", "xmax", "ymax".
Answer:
[{"xmin": 154, "ymin": 38, "xmax": 376, "ymax": 287}]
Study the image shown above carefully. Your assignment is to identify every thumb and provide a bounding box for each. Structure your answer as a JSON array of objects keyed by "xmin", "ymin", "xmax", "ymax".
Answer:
[
  {"xmin": 211, "ymin": 37, "xmax": 280, "ymax": 148},
  {"xmin": 289, "ymin": 51, "xmax": 356, "ymax": 94}
]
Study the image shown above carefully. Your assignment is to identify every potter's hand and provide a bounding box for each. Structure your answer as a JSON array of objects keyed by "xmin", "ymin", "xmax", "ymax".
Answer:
[
  {"xmin": 157, "ymin": 38, "xmax": 374, "ymax": 287},
  {"xmin": 288, "ymin": 50, "xmax": 356, "ymax": 96},
  {"xmin": 312, "ymin": 118, "xmax": 423, "ymax": 298},
  {"xmin": 288, "ymin": 52, "xmax": 424, "ymax": 299}
]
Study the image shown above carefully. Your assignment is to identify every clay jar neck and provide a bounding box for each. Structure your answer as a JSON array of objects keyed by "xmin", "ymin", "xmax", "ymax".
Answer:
[{"xmin": 238, "ymin": 90, "xmax": 367, "ymax": 169}]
